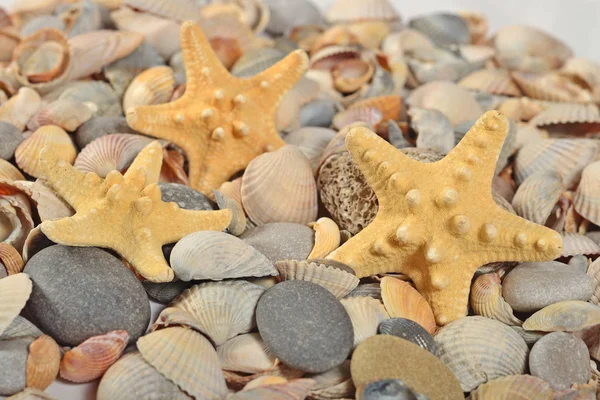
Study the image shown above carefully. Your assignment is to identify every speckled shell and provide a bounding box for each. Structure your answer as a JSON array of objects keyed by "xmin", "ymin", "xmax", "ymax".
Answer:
[
  {"xmin": 409, "ymin": 12, "xmax": 470, "ymax": 47},
  {"xmin": 15, "ymin": 125, "xmax": 77, "ymax": 178},
  {"xmin": 137, "ymin": 327, "xmax": 228, "ymax": 399},
  {"xmin": 0, "ymin": 273, "xmax": 32, "ymax": 336},
  {"xmin": 0, "ymin": 122, "xmax": 23, "ymax": 160},
  {"xmin": 217, "ymin": 333, "xmax": 277, "ymax": 374},
  {"xmin": 378, "ymin": 317, "xmax": 437, "ymax": 354},
  {"xmin": 459, "ymin": 68, "xmax": 521, "ymax": 97},
  {"xmin": 229, "ymin": 378, "xmax": 316, "ymax": 400},
  {"xmin": 213, "ymin": 190, "xmax": 246, "ymax": 236},
  {"xmin": 307, "ymin": 360, "xmax": 354, "ymax": 400},
  {"xmin": 470, "ymin": 273, "xmax": 522, "ymax": 326},
  {"xmin": 28, "ymin": 99, "xmax": 97, "ymax": 132},
  {"xmin": 122, "ymin": 66, "xmax": 175, "ymax": 112},
  {"xmin": 470, "ymin": 375, "xmax": 553, "ymax": 400},
  {"xmin": 0, "ymin": 243, "xmax": 24, "ymax": 275},
  {"xmin": 170, "ymin": 280, "xmax": 264, "ymax": 346},
  {"xmin": 511, "ymin": 171, "xmax": 563, "ymax": 225},
  {"xmin": 574, "ymin": 161, "xmax": 600, "ymax": 226},
  {"xmin": 530, "ymin": 102, "xmax": 600, "ymax": 126},
  {"xmin": 560, "ymin": 233, "xmax": 600, "ymax": 257},
  {"xmin": 170, "ymin": 231, "xmax": 277, "ymax": 281},
  {"xmin": 381, "ymin": 276, "xmax": 437, "ymax": 334},
  {"xmin": 522, "ymin": 300, "xmax": 600, "ymax": 332},
  {"xmin": 512, "ymin": 71, "xmax": 593, "ymax": 103},
  {"xmin": 26, "ymin": 334, "xmax": 61, "ymax": 390},
  {"xmin": 435, "ymin": 316, "xmax": 529, "ymax": 392},
  {"xmin": 341, "ymin": 296, "xmax": 389, "ymax": 348},
  {"xmin": 0, "ymin": 87, "xmax": 42, "ymax": 131}
]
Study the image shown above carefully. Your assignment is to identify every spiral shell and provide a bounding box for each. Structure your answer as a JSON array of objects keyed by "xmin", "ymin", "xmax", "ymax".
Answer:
[
  {"xmin": 15, "ymin": 125, "xmax": 76, "ymax": 178},
  {"xmin": 470, "ymin": 375, "xmax": 552, "ymax": 400},
  {"xmin": 0, "ymin": 87, "xmax": 42, "ymax": 131},
  {"xmin": 217, "ymin": 333, "xmax": 277, "ymax": 374},
  {"xmin": 511, "ymin": 171, "xmax": 563, "ymax": 225},
  {"xmin": 341, "ymin": 296, "xmax": 389, "ymax": 348},
  {"xmin": 123, "ymin": 66, "xmax": 175, "ymax": 112},
  {"xmin": 381, "ymin": 276, "xmax": 437, "ymax": 334},
  {"xmin": 470, "ymin": 273, "xmax": 522, "ymax": 326},
  {"xmin": 0, "ymin": 273, "xmax": 32, "ymax": 336}
]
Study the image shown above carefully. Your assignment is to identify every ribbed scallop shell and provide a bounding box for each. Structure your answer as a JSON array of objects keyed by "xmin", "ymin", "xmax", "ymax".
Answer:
[
  {"xmin": 170, "ymin": 280, "xmax": 264, "ymax": 346},
  {"xmin": 275, "ymin": 259, "xmax": 359, "ymax": 299},
  {"xmin": 341, "ymin": 296, "xmax": 389, "ymax": 347},
  {"xmin": 26, "ymin": 334, "xmax": 61, "ymax": 390},
  {"xmin": 326, "ymin": 0, "xmax": 399, "ymax": 23},
  {"xmin": 265, "ymin": 0, "xmax": 325, "ymax": 36},
  {"xmin": 378, "ymin": 318, "xmax": 437, "ymax": 354},
  {"xmin": 152, "ymin": 307, "xmax": 209, "ymax": 334},
  {"xmin": 97, "ymin": 352, "xmax": 192, "ymax": 400},
  {"xmin": 217, "ymin": 333, "xmax": 277, "ymax": 374},
  {"xmin": 435, "ymin": 316, "xmax": 529, "ymax": 392},
  {"xmin": 15, "ymin": 125, "xmax": 76, "ymax": 178},
  {"xmin": 230, "ymin": 378, "xmax": 316, "ymax": 400},
  {"xmin": 381, "ymin": 276, "xmax": 437, "ymax": 334},
  {"xmin": 333, "ymin": 96, "xmax": 402, "ymax": 132},
  {"xmin": 470, "ymin": 273, "xmax": 522, "ymax": 326},
  {"xmin": 409, "ymin": 13, "xmax": 471, "ymax": 47},
  {"xmin": 284, "ymin": 127, "xmax": 337, "ymax": 173},
  {"xmin": 0, "ymin": 243, "xmax": 24, "ymax": 275},
  {"xmin": 307, "ymin": 360, "xmax": 354, "ymax": 400},
  {"xmin": 0, "ymin": 273, "xmax": 32, "ymax": 336},
  {"xmin": 60, "ymin": 330, "xmax": 129, "ymax": 383},
  {"xmin": 137, "ymin": 327, "xmax": 228, "ymax": 399},
  {"xmin": 560, "ymin": 232, "xmax": 600, "ymax": 257},
  {"xmin": 530, "ymin": 102, "xmax": 600, "ymax": 126},
  {"xmin": 29, "ymin": 99, "xmax": 97, "ymax": 132},
  {"xmin": 523, "ymin": 300, "xmax": 600, "ymax": 332},
  {"xmin": 1, "ymin": 316, "xmax": 43, "ymax": 340},
  {"xmin": 309, "ymin": 46, "xmax": 361, "ymax": 71},
  {"xmin": 470, "ymin": 375, "xmax": 552, "ymax": 400},
  {"xmin": 511, "ymin": 171, "xmax": 563, "ymax": 225},
  {"xmin": 307, "ymin": 217, "xmax": 340, "ymax": 259},
  {"xmin": 231, "ymin": 48, "xmax": 285, "ymax": 78},
  {"xmin": 459, "ymin": 68, "xmax": 521, "ymax": 96},
  {"xmin": 0, "ymin": 159, "xmax": 25, "ymax": 182},
  {"xmin": 574, "ymin": 161, "xmax": 600, "ymax": 226},
  {"xmin": 512, "ymin": 71, "xmax": 593, "ymax": 103},
  {"xmin": 123, "ymin": 66, "xmax": 175, "ymax": 112},
  {"xmin": 241, "ymin": 145, "xmax": 318, "ymax": 225},
  {"xmin": 0, "ymin": 87, "xmax": 42, "ymax": 131},
  {"xmin": 213, "ymin": 190, "xmax": 246, "ymax": 236},
  {"xmin": 123, "ymin": 0, "xmax": 202, "ymax": 21}
]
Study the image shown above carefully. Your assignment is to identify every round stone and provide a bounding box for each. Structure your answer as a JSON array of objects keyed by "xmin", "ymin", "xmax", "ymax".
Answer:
[
  {"xmin": 503, "ymin": 261, "xmax": 596, "ymax": 312},
  {"xmin": 361, "ymin": 379, "xmax": 423, "ymax": 400},
  {"xmin": 159, "ymin": 183, "xmax": 216, "ymax": 211},
  {"xmin": 0, "ymin": 337, "xmax": 34, "ymax": 396},
  {"xmin": 529, "ymin": 332, "xmax": 591, "ymax": 390},
  {"xmin": 256, "ymin": 280, "xmax": 353, "ymax": 373},
  {"xmin": 74, "ymin": 116, "xmax": 138, "ymax": 148},
  {"xmin": 378, "ymin": 318, "xmax": 437, "ymax": 354},
  {"xmin": 299, "ymin": 99, "xmax": 337, "ymax": 128},
  {"xmin": 240, "ymin": 222, "xmax": 314, "ymax": 263},
  {"xmin": 0, "ymin": 121, "xmax": 24, "ymax": 160},
  {"xmin": 142, "ymin": 280, "xmax": 192, "ymax": 304},
  {"xmin": 351, "ymin": 335, "xmax": 463, "ymax": 400},
  {"xmin": 24, "ymin": 245, "xmax": 150, "ymax": 346}
]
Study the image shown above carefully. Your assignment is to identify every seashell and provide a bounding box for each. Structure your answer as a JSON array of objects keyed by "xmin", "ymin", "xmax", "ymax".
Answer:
[
  {"xmin": 523, "ymin": 300, "xmax": 600, "ymax": 332},
  {"xmin": 20, "ymin": 15, "xmax": 66, "ymax": 37},
  {"xmin": 25, "ymin": 334, "xmax": 61, "ymax": 390},
  {"xmin": 510, "ymin": 326, "xmax": 546, "ymax": 346},
  {"xmin": 57, "ymin": 0, "xmax": 102, "ymax": 38},
  {"xmin": 123, "ymin": 0, "xmax": 202, "ymax": 22},
  {"xmin": 308, "ymin": 217, "xmax": 340, "ymax": 259},
  {"xmin": 284, "ymin": 127, "xmax": 337, "ymax": 173},
  {"xmin": 405, "ymin": 46, "xmax": 473, "ymax": 85},
  {"xmin": 0, "ymin": 27, "xmax": 19, "ymax": 63},
  {"xmin": 223, "ymin": 362, "xmax": 305, "ymax": 390},
  {"xmin": 409, "ymin": 107, "xmax": 454, "ymax": 154},
  {"xmin": 0, "ymin": 180, "xmax": 35, "ymax": 253},
  {"xmin": 0, "ymin": 273, "xmax": 32, "ymax": 336},
  {"xmin": 435, "ymin": 316, "xmax": 529, "ymax": 392},
  {"xmin": 382, "ymin": 29, "xmax": 435, "ymax": 58},
  {"xmin": 0, "ymin": 159, "xmax": 26, "ymax": 182},
  {"xmin": 381, "ymin": 276, "xmax": 437, "ymax": 334},
  {"xmin": 22, "ymin": 226, "xmax": 53, "ymax": 264},
  {"xmin": 243, "ymin": 375, "xmax": 289, "ymax": 391},
  {"xmin": 6, "ymin": 388, "xmax": 57, "ymax": 400},
  {"xmin": 265, "ymin": 0, "xmax": 325, "ymax": 36},
  {"xmin": 0, "ymin": 243, "xmax": 24, "ymax": 275},
  {"xmin": 97, "ymin": 352, "xmax": 192, "ymax": 400},
  {"xmin": 560, "ymin": 232, "xmax": 600, "ymax": 257},
  {"xmin": 310, "ymin": 46, "xmax": 361, "ymax": 71},
  {"xmin": 470, "ymin": 374, "xmax": 553, "ymax": 400},
  {"xmin": 459, "ymin": 68, "xmax": 521, "ymax": 97},
  {"xmin": 230, "ymin": 378, "xmax": 316, "ymax": 400},
  {"xmin": 470, "ymin": 273, "xmax": 522, "ymax": 326},
  {"xmin": 332, "ymin": 95, "xmax": 402, "ymax": 132},
  {"xmin": 562, "ymin": 57, "xmax": 600, "ymax": 88},
  {"xmin": 170, "ymin": 280, "xmax": 265, "ymax": 346},
  {"xmin": 378, "ymin": 317, "xmax": 437, "ymax": 354},
  {"xmin": 530, "ymin": 102, "xmax": 600, "ymax": 127},
  {"xmin": 137, "ymin": 327, "xmax": 228, "ymax": 399},
  {"xmin": 326, "ymin": 0, "xmax": 399, "ymax": 23},
  {"xmin": 28, "ymin": 99, "xmax": 97, "ymax": 132},
  {"xmin": 513, "ymin": 123, "xmax": 547, "ymax": 151},
  {"xmin": 241, "ymin": 145, "xmax": 318, "ymax": 225},
  {"xmin": 574, "ymin": 161, "xmax": 600, "ymax": 226},
  {"xmin": 275, "ymin": 259, "xmax": 359, "ymax": 299},
  {"xmin": 44, "ymin": 80, "xmax": 122, "ymax": 118},
  {"xmin": 311, "ymin": 25, "xmax": 360, "ymax": 53},
  {"xmin": 458, "ymin": 44, "xmax": 496, "ymax": 65},
  {"xmin": 219, "ymin": 177, "xmax": 243, "ymax": 205},
  {"xmin": 122, "ymin": 66, "xmax": 175, "ymax": 112},
  {"xmin": 60, "ymin": 330, "xmax": 129, "ymax": 383},
  {"xmin": 0, "ymin": 87, "xmax": 42, "ymax": 131},
  {"xmin": 512, "ymin": 71, "xmax": 593, "ymax": 103},
  {"xmin": 341, "ymin": 296, "xmax": 389, "ymax": 348},
  {"xmin": 213, "ymin": 190, "xmax": 246, "ymax": 236},
  {"xmin": 307, "ymin": 360, "xmax": 354, "ymax": 400},
  {"xmin": 409, "ymin": 13, "xmax": 471, "ymax": 47},
  {"xmin": 511, "ymin": 171, "xmax": 563, "ymax": 225},
  {"xmin": 152, "ymin": 307, "xmax": 208, "ymax": 334},
  {"xmin": 497, "ymin": 97, "xmax": 545, "ymax": 122},
  {"xmin": 1, "ymin": 316, "xmax": 43, "ymax": 341},
  {"xmin": 332, "ymin": 58, "xmax": 374, "ymax": 94},
  {"xmin": 344, "ymin": 21, "xmax": 391, "ymax": 50},
  {"xmin": 226, "ymin": 0, "xmax": 270, "ymax": 35},
  {"xmin": 217, "ymin": 333, "xmax": 277, "ymax": 374},
  {"xmin": 15, "ymin": 125, "xmax": 77, "ymax": 179},
  {"xmin": 459, "ymin": 12, "xmax": 488, "ymax": 44},
  {"xmin": 276, "ymin": 76, "xmax": 320, "ymax": 132},
  {"xmin": 231, "ymin": 47, "xmax": 285, "ymax": 78},
  {"xmin": 28, "ymin": 179, "xmax": 74, "ymax": 222}
]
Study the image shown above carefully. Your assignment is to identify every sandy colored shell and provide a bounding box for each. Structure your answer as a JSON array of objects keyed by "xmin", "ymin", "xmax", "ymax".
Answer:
[
  {"xmin": 28, "ymin": 179, "xmax": 74, "ymax": 222},
  {"xmin": 218, "ymin": 177, "xmax": 243, "ymax": 206},
  {"xmin": 217, "ymin": 332, "xmax": 277, "ymax": 374},
  {"xmin": 0, "ymin": 243, "xmax": 24, "ymax": 275},
  {"xmin": 0, "ymin": 273, "xmax": 32, "ymax": 336},
  {"xmin": 530, "ymin": 102, "xmax": 600, "ymax": 126},
  {"xmin": 60, "ymin": 330, "xmax": 129, "ymax": 383},
  {"xmin": 284, "ymin": 127, "xmax": 337, "ymax": 173},
  {"xmin": 381, "ymin": 276, "xmax": 437, "ymax": 334},
  {"xmin": 229, "ymin": 378, "xmax": 316, "ymax": 400},
  {"xmin": 326, "ymin": 0, "xmax": 399, "ymax": 23},
  {"xmin": 512, "ymin": 71, "xmax": 593, "ymax": 103},
  {"xmin": 435, "ymin": 316, "xmax": 529, "ymax": 392},
  {"xmin": 307, "ymin": 360, "xmax": 354, "ymax": 400},
  {"xmin": 470, "ymin": 273, "xmax": 522, "ymax": 326},
  {"xmin": 523, "ymin": 300, "xmax": 600, "ymax": 332},
  {"xmin": 275, "ymin": 259, "xmax": 359, "ymax": 299},
  {"xmin": 241, "ymin": 145, "xmax": 318, "ymax": 225},
  {"xmin": 341, "ymin": 296, "xmax": 389, "ymax": 348},
  {"xmin": 123, "ymin": 66, "xmax": 175, "ymax": 112},
  {"xmin": 332, "ymin": 96, "xmax": 402, "ymax": 131},
  {"xmin": 308, "ymin": 217, "xmax": 340, "ymax": 259},
  {"xmin": 26, "ymin": 334, "xmax": 61, "ymax": 390},
  {"xmin": 15, "ymin": 125, "xmax": 77, "ymax": 179},
  {"xmin": 459, "ymin": 68, "xmax": 521, "ymax": 97},
  {"xmin": 123, "ymin": 0, "xmax": 202, "ymax": 21},
  {"xmin": 409, "ymin": 12, "xmax": 471, "ymax": 47},
  {"xmin": 560, "ymin": 232, "xmax": 600, "ymax": 257},
  {"xmin": 470, "ymin": 374, "xmax": 553, "ymax": 400},
  {"xmin": 574, "ymin": 161, "xmax": 600, "ymax": 226},
  {"xmin": 29, "ymin": 99, "xmax": 97, "ymax": 132},
  {"xmin": 0, "ymin": 87, "xmax": 42, "ymax": 131},
  {"xmin": 213, "ymin": 190, "xmax": 246, "ymax": 236},
  {"xmin": 0, "ymin": 159, "xmax": 26, "ymax": 182},
  {"xmin": 511, "ymin": 171, "xmax": 563, "ymax": 225},
  {"xmin": 170, "ymin": 280, "xmax": 265, "ymax": 346}
]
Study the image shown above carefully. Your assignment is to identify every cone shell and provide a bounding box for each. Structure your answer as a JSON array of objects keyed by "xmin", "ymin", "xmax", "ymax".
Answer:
[
  {"xmin": 60, "ymin": 330, "xmax": 129, "ymax": 383},
  {"xmin": 459, "ymin": 68, "xmax": 521, "ymax": 97},
  {"xmin": 0, "ymin": 87, "xmax": 42, "ymax": 131},
  {"xmin": 332, "ymin": 96, "xmax": 402, "ymax": 131},
  {"xmin": 308, "ymin": 217, "xmax": 340, "ymax": 259},
  {"xmin": 241, "ymin": 145, "xmax": 318, "ymax": 225},
  {"xmin": 230, "ymin": 378, "xmax": 316, "ymax": 400},
  {"xmin": 435, "ymin": 316, "xmax": 529, "ymax": 392},
  {"xmin": 381, "ymin": 276, "xmax": 437, "ymax": 334},
  {"xmin": 137, "ymin": 327, "xmax": 228, "ymax": 399},
  {"xmin": 25, "ymin": 334, "xmax": 61, "ymax": 390},
  {"xmin": 511, "ymin": 171, "xmax": 563, "ymax": 225},
  {"xmin": 512, "ymin": 71, "xmax": 593, "ymax": 103},
  {"xmin": 29, "ymin": 99, "xmax": 97, "ymax": 132},
  {"xmin": 170, "ymin": 280, "xmax": 265, "ymax": 346},
  {"xmin": 217, "ymin": 333, "xmax": 277, "ymax": 374},
  {"xmin": 560, "ymin": 232, "xmax": 600, "ymax": 257},
  {"xmin": 523, "ymin": 300, "xmax": 600, "ymax": 332},
  {"xmin": 0, "ymin": 159, "xmax": 25, "ymax": 182},
  {"xmin": 15, "ymin": 125, "xmax": 76, "ymax": 178},
  {"xmin": 123, "ymin": 66, "xmax": 175, "ymax": 112},
  {"xmin": 0, "ymin": 273, "xmax": 32, "ymax": 336},
  {"xmin": 530, "ymin": 102, "xmax": 600, "ymax": 126},
  {"xmin": 470, "ymin": 374, "xmax": 552, "ymax": 400},
  {"xmin": 470, "ymin": 273, "xmax": 522, "ymax": 326},
  {"xmin": 341, "ymin": 296, "xmax": 389, "ymax": 348},
  {"xmin": 0, "ymin": 243, "xmax": 24, "ymax": 275},
  {"xmin": 378, "ymin": 318, "xmax": 437, "ymax": 354},
  {"xmin": 213, "ymin": 190, "xmax": 246, "ymax": 236},
  {"xmin": 574, "ymin": 161, "xmax": 600, "ymax": 226}
]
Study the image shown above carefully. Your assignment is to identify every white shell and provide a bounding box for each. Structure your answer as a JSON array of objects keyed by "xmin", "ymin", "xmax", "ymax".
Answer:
[
  {"xmin": 341, "ymin": 296, "xmax": 389, "ymax": 348},
  {"xmin": 0, "ymin": 273, "xmax": 32, "ymax": 336},
  {"xmin": 217, "ymin": 333, "xmax": 277, "ymax": 374},
  {"xmin": 275, "ymin": 259, "xmax": 359, "ymax": 298}
]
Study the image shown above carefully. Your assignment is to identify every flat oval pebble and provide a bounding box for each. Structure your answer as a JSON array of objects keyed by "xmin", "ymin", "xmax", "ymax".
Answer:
[
  {"xmin": 378, "ymin": 318, "xmax": 437, "ymax": 354},
  {"xmin": 529, "ymin": 332, "xmax": 591, "ymax": 390},
  {"xmin": 256, "ymin": 280, "xmax": 353, "ymax": 373},
  {"xmin": 241, "ymin": 222, "xmax": 314, "ymax": 263},
  {"xmin": 0, "ymin": 337, "xmax": 34, "ymax": 396},
  {"xmin": 502, "ymin": 261, "xmax": 595, "ymax": 312},
  {"xmin": 360, "ymin": 379, "xmax": 424, "ymax": 400},
  {"xmin": 0, "ymin": 121, "xmax": 23, "ymax": 160},
  {"xmin": 159, "ymin": 183, "xmax": 216, "ymax": 211},
  {"xmin": 74, "ymin": 116, "xmax": 138, "ymax": 149},
  {"xmin": 24, "ymin": 245, "xmax": 150, "ymax": 346}
]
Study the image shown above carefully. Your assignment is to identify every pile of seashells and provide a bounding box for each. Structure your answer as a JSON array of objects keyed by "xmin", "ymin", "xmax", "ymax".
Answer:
[{"xmin": 1, "ymin": 0, "xmax": 600, "ymax": 399}]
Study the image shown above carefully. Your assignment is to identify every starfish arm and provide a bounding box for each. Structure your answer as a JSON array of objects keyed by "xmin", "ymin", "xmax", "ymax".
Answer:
[
  {"xmin": 125, "ymin": 101, "xmax": 191, "ymax": 146},
  {"xmin": 40, "ymin": 212, "xmax": 109, "ymax": 247},
  {"xmin": 121, "ymin": 239, "xmax": 174, "ymax": 283},
  {"xmin": 154, "ymin": 205, "xmax": 231, "ymax": 244},
  {"xmin": 124, "ymin": 141, "xmax": 163, "ymax": 187}
]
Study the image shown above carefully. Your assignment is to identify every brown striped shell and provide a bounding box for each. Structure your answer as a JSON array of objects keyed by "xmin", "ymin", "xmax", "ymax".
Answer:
[
  {"xmin": 470, "ymin": 374, "xmax": 552, "ymax": 400},
  {"xmin": 25, "ymin": 334, "xmax": 61, "ymax": 390}
]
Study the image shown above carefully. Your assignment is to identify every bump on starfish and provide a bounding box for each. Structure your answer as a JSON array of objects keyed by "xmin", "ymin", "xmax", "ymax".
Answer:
[
  {"xmin": 327, "ymin": 111, "xmax": 563, "ymax": 325},
  {"xmin": 37, "ymin": 141, "xmax": 232, "ymax": 282},
  {"xmin": 125, "ymin": 21, "xmax": 309, "ymax": 195}
]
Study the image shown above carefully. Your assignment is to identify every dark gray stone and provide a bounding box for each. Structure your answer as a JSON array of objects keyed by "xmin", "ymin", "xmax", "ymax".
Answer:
[
  {"xmin": 24, "ymin": 245, "xmax": 150, "ymax": 346},
  {"xmin": 240, "ymin": 222, "xmax": 314, "ymax": 264},
  {"xmin": 256, "ymin": 280, "xmax": 353, "ymax": 373},
  {"xmin": 0, "ymin": 121, "xmax": 24, "ymax": 160},
  {"xmin": 529, "ymin": 332, "xmax": 590, "ymax": 390},
  {"xmin": 503, "ymin": 261, "xmax": 596, "ymax": 312},
  {"xmin": 74, "ymin": 116, "xmax": 137, "ymax": 148},
  {"xmin": 299, "ymin": 99, "xmax": 337, "ymax": 128},
  {"xmin": 159, "ymin": 183, "xmax": 215, "ymax": 211},
  {"xmin": 0, "ymin": 337, "xmax": 34, "ymax": 396},
  {"xmin": 362, "ymin": 379, "xmax": 425, "ymax": 400},
  {"xmin": 142, "ymin": 280, "xmax": 192, "ymax": 304},
  {"xmin": 0, "ymin": 316, "xmax": 43, "ymax": 340},
  {"xmin": 379, "ymin": 318, "xmax": 437, "ymax": 355}
]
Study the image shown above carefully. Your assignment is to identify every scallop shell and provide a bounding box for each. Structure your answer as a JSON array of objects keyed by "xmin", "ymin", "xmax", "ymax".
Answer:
[
  {"xmin": 170, "ymin": 280, "xmax": 264, "ymax": 346},
  {"xmin": 1, "ymin": 316, "xmax": 43, "ymax": 341},
  {"xmin": 470, "ymin": 273, "xmax": 522, "ymax": 326},
  {"xmin": 530, "ymin": 102, "xmax": 600, "ymax": 127},
  {"xmin": 341, "ymin": 296, "xmax": 389, "ymax": 348},
  {"xmin": 0, "ymin": 273, "xmax": 32, "ymax": 336},
  {"xmin": 409, "ymin": 13, "xmax": 471, "ymax": 46},
  {"xmin": 230, "ymin": 378, "xmax": 316, "ymax": 400},
  {"xmin": 0, "ymin": 87, "xmax": 42, "ymax": 131},
  {"xmin": 326, "ymin": 0, "xmax": 399, "ymax": 23},
  {"xmin": 332, "ymin": 58, "xmax": 374, "ymax": 94},
  {"xmin": 44, "ymin": 80, "xmax": 122, "ymax": 118},
  {"xmin": 284, "ymin": 127, "xmax": 337, "ymax": 173},
  {"xmin": 60, "ymin": 330, "xmax": 129, "ymax": 383},
  {"xmin": 307, "ymin": 360, "xmax": 354, "ymax": 400},
  {"xmin": 217, "ymin": 333, "xmax": 277, "ymax": 374},
  {"xmin": 574, "ymin": 161, "xmax": 600, "ymax": 226},
  {"xmin": 512, "ymin": 71, "xmax": 593, "ymax": 103},
  {"xmin": 29, "ymin": 179, "xmax": 74, "ymax": 222},
  {"xmin": 380, "ymin": 276, "xmax": 437, "ymax": 334},
  {"xmin": 231, "ymin": 47, "xmax": 285, "ymax": 78},
  {"xmin": 307, "ymin": 217, "xmax": 340, "ymax": 259},
  {"xmin": 459, "ymin": 68, "xmax": 521, "ymax": 97},
  {"xmin": 511, "ymin": 171, "xmax": 563, "ymax": 225},
  {"xmin": 0, "ymin": 243, "xmax": 24, "ymax": 275},
  {"xmin": 309, "ymin": 45, "xmax": 361, "ymax": 71},
  {"xmin": 265, "ymin": 0, "xmax": 325, "ymax": 36},
  {"xmin": 152, "ymin": 307, "xmax": 209, "ymax": 334},
  {"xmin": 241, "ymin": 145, "xmax": 318, "ymax": 225},
  {"xmin": 523, "ymin": 300, "xmax": 600, "ymax": 332},
  {"xmin": 435, "ymin": 316, "xmax": 529, "ymax": 392},
  {"xmin": 123, "ymin": 0, "xmax": 202, "ymax": 21},
  {"xmin": 0, "ymin": 159, "xmax": 25, "ymax": 182},
  {"xmin": 560, "ymin": 232, "xmax": 600, "ymax": 257},
  {"xmin": 122, "ymin": 66, "xmax": 175, "ymax": 112},
  {"xmin": 97, "ymin": 352, "xmax": 192, "ymax": 400},
  {"xmin": 274, "ymin": 259, "xmax": 359, "ymax": 299},
  {"xmin": 510, "ymin": 326, "xmax": 546, "ymax": 346},
  {"xmin": 470, "ymin": 375, "xmax": 552, "ymax": 400},
  {"xmin": 15, "ymin": 125, "xmax": 77, "ymax": 178},
  {"xmin": 213, "ymin": 190, "xmax": 246, "ymax": 236},
  {"xmin": 28, "ymin": 99, "xmax": 97, "ymax": 132},
  {"xmin": 25, "ymin": 334, "xmax": 61, "ymax": 390},
  {"xmin": 378, "ymin": 317, "xmax": 437, "ymax": 354},
  {"xmin": 458, "ymin": 11, "xmax": 488, "ymax": 44},
  {"xmin": 332, "ymin": 95, "xmax": 402, "ymax": 131}
]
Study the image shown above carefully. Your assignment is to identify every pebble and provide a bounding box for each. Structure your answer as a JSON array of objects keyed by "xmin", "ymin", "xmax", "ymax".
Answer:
[
  {"xmin": 299, "ymin": 99, "xmax": 337, "ymax": 128},
  {"xmin": 159, "ymin": 183, "xmax": 216, "ymax": 211},
  {"xmin": 502, "ymin": 261, "xmax": 595, "ymax": 312},
  {"xmin": 142, "ymin": 280, "xmax": 192, "ymax": 304},
  {"xmin": 361, "ymin": 379, "xmax": 424, "ymax": 400},
  {"xmin": 256, "ymin": 280, "xmax": 353, "ymax": 373},
  {"xmin": 0, "ymin": 337, "xmax": 34, "ymax": 396},
  {"xmin": 0, "ymin": 316, "xmax": 43, "ymax": 340},
  {"xmin": 0, "ymin": 121, "xmax": 24, "ymax": 160},
  {"xmin": 378, "ymin": 318, "xmax": 437, "ymax": 354},
  {"xmin": 74, "ymin": 116, "xmax": 138, "ymax": 149},
  {"xmin": 569, "ymin": 255, "xmax": 589, "ymax": 273},
  {"xmin": 24, "ymin": 245, "xmax": 150, "ymax": 346},
  {"xmin": 529, "ymin": 332, "xmax": 590, "ymax": 390},
  {"xmin": 240, "ymin": 222, "xmax": 314, "ymax": 263}
]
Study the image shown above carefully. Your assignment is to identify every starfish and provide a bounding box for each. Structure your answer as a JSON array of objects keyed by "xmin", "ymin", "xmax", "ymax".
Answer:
[
  {"xmin": 126, "ymin": 21, "xmax": 309, "ymax": 195},
  {"xmin": 38, "ymin": 141, "xmax": 232, "ymax": 282},
  {"xmin": 327, "ymin": 111, "xmax": 563, "ymax": 325}
]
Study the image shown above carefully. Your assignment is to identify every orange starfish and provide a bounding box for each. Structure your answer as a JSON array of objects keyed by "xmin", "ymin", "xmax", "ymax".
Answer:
[
  {"xmin": 327, "ymin": 111, "xmax": 563, "ymax": 325},
  {"xmin": 126, "ymin": 21, "xmax": 309, "ymax": 195}
]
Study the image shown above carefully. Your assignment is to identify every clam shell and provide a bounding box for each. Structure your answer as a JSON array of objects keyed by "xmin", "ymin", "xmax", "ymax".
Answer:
[
  {"xmin": 0, "ymin": 273, "xmax": 32, "ymax": 336},
  {"xmin": 152, "ymin": 307, "xmax": 208, "ymax": 334},
  {"xmin": 230, "ymin": 378, "xmax": 316, "ymax": 400},
  {"xmin": 170, "ymin": 231, "xmax": 277, "ymax": 281},
  {"xmin": 378, "ymin": 317, "xmax": 437, "ymax": 354},
  {"xmin": 217, "ymin": 333, "xmax": 277, "ymax": 374},
  {"xmin": 307, "ymin": 217, "xmax": 340, "ymax": 259},
  {"xmin": 587, "ymin": 258, "xmax": 600, "ymax": 306},
  {"xmin": 219, "ymin": 177, "xmax": 243, "ymax": 205},
  {"xmin": 0, "ymin": 87, "xmax": 42, "ymax": 131},
  {"xmin": 123, "ymin": 0, "xmax": 202, "ymax": 21},
  {"xmin": 1, "ymin": 316, "xmax": 42, "ymax": 341},
  {"xmin": 265, "ymin": 0, "xmax": 325, "ymax": 36},
  {"xmin": 59, "ymin": 330, "xmax": 129, "ymax": 383},
  {"xmin": 530, "ymin": 102, "xmax": 600, "ymax": 126},
  {"xmin": 29, "ymin": 179, "xmax": 74, "ymax": 222},
  {"xmin": 0, "ymin": 243, "xmax": 24, "ymax": 275},
  {"xmin": 523, "ymin": 300, "xmax": 600, "ymax": 332},
  {"xmin": 0, "ymin": 159, "xmax": 26, "ymax": 182},
  {"xmin": 512, "ymin": 71, "xmax": 593, "ymax": 103},
  {"xmin": 170, "ymin": 280, "xmax": 265, "ymax": 346},
  {"xmin": 511, "ymin": 171, "xmax": 563, "ymax": 225},
  {"xmin": 470, "ymin": 374, "xmax": 552, "ymax": 400},
  {"xmin": 561, "ymin": 232, "xmax": 600, "ymax": 257},
  {"xmin": 459, "ymin": 68, "xmax": 521, "ymax": 97},
  {"xmin": 562, "ymin": 57, "xmax": 600, "ymax": 87},
  {"xmin": 44, "ymin": 80, "xmax": 122, "ymax": 118},
  {"xmin": 409, "ymin": 13, "xmax": 471, "ymax": 47},
  {"xmin": 341, "ymin": 296, "xmax": 389, "ymax": 348},
  {"xmin": 470, "ymin": 273, "xmax": 522, "ymax": 326},
  {"xmin": 326, "ymin": 0, "xmax": 399, "ymax": 23},
  {"xmin": 241, "ymin": 145, "xmax": 318, "ymax": 225},
  {"xmin": 332, "ymin": 95, "xmax": 402, "ymax": 132},
  {"xmin": 231, "ymin": 47, "xmax": 285, "ymax": 78},
  {"xmin": 274, "ymin": 259, "xmax": 359, "ymax": 299},
  {"xmin": 409, "ymin": 107, "xmax": 454, "ymax": 154},
  {"xmin": 332, "ymin": 58, "xmax": 374, "ymax": 94},
  {"xmin": 510, "ymin": 326, "xmax": 546, "ymax": 346},
  {"xmin": 29, "ymin": 99, "xmax": 97, "ymax": 132},
  {"xmin": 15, "ymin": 125, "xmax": 77, "ymax": 178},
  {"xmin": 213, "ymin": 190, "xmax": 246, "ymax": 236},
  {"xmin": 435, "ymin": 316, "xmax": 529, "ymax": 392},
  {"xmin": 25, "ymin": 334, "xmax": 61, "ymax": 390},
  {"xmin": 381, "ymin": 276, "xmax": 437, "ymax": 334},
  {"xmin": 307, "ymin": 360, "xmax": 354, "ymax": 400},
  {"xmin": 284, "ymin": 127, "xmax": 337, "ymax": 173},
  {"xmin": 122, "ymin": 66, "xmax": 175, "ymax": 112},
  {"xmin": 574, "ymin": 161, "xmax": 600, "ymax": 226}
]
